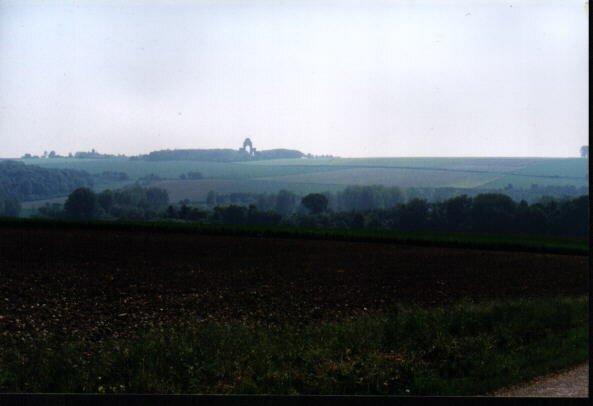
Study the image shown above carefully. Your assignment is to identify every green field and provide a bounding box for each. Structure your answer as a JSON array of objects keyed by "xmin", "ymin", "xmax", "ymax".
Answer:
[
  {"xmin": 241, "ymin": 157, "xmax": 588, "ymax": 189},
  {"xmin": 19, "ymin": 158, "xmax": 344, "ymax": 181},
  {"xmin": 4, "ymin": 218, "xmax": 588, "ymax": 255},
  {"xmin": 251, "ymin": 167, "xmax": 500, "ymax": 188},
  {"xmin": 479, "ymin": 158, "xmax": 589, "ymax": 189},
  {"xmin": 19, "ymin": 157, "xmax": 588, "ymax": 204},
  {"xmin": 240, "ymin": 157, "xmax": 539, "ymax": 170}
]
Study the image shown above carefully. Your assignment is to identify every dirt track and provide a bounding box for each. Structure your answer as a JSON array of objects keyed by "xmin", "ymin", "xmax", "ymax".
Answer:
[
  {"xmin": 492, "ymin": 363, "xmax": 589, "ymax": 397},
  {"xmin": 0, "ymin": 226, "xmax": 587, "ymax": 341}
]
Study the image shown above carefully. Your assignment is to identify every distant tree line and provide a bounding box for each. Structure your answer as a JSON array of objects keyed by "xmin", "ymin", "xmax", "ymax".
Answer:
[
  {"xmin": 131, "ymin": 148, "xmax": 304, "ymax": 162},
  {"xmin": 39, "ymin": 185, "xmax": 170, "ymax": 221},
  {"xmin": 204, "ymin": 186, "xmax": 405, "ymax": 213},
  {"xmin": 93, "ymin": 171, "xmax": 130, "ymax": 183},
  {"xmin": 196, "ymin": 193, "xmax": 589, "ymax": 237},
  {"xmin": 73, "ymin": 149, "xmax": 126, "ymax": 159},
  {"xmin": 22, "ymin": 149, "xmax": 127, "ymax": 159},
  {"xmin": 403, "ymin": 184, "xmax": 589, "ymax": 204},
  {"xmin": 0, "ymin": 160, "xmax": 93, "ymax": 202},
  {"xmin": 37, "ymin": 185, "xmax": 588, "ymax": 237},
  {"xmin": 179, "ymin": 171, "xmax": 203, "ymax": 180},
  {"xmin": 255, "ymin": 149, "xmax": 305, "ymax": 160},
  {"xmin": 203, "ymin": 184, "xmax": 588, "ymax": 213},
  {"xmin": 0, "ymin": 198, "xmax": 20, "ymax": 217}
]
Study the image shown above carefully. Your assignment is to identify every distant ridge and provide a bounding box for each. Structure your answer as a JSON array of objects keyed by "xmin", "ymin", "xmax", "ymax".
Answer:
[{"xmin": 130, "ymin": 148, "xmax": 305, "ymax": 162}]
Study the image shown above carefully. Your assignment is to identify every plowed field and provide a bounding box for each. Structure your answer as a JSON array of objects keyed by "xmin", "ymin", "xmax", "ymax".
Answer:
[{"xmin": 0, "ymin": 226, "xmax": 587, "ymax": 341}]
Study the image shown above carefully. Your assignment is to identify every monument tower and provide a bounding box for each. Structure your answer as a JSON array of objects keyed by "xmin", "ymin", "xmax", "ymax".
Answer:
[{"xmin": 240, "ymin": 138, "xmax": 256, "ymax": 156}]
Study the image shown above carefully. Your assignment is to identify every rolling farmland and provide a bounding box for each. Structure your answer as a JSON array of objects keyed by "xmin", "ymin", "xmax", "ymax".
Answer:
[{"xmin": 17, "ymin": 156, "xmax": 588, "ymax": 204}]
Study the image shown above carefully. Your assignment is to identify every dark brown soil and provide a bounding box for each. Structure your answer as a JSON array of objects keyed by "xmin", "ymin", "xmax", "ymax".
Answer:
[{"xmin": 0, "ymin": 226, "xmax": 587, "ymax": 341}]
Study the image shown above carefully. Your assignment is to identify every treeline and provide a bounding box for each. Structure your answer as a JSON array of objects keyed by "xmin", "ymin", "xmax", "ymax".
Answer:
[
  {"xmin": 22, "ymin": 149, "xmax": 127, "ymax": 159},
  {"xmin": 184, "ymin": 193, "xmax": 589, "ymax": 237},
  {"xmin": 93, "ymin": 171, "xmax": 130, "ymax": 183},
  {"xmin": 205, "ymin": 186, "xmax": 405, "ymax": 214},
  {"xmin": 22, "ymin": 148, "xmax": 305, "ymax": 162},
  {"xmin": 404, "ymin": 184, "xmax": 589, "ymax": 205},
  {"xmin": 256, "ymin": 149, "xmax": 305, "ymax": 160},
  {"xmin": 0, "ymin": 160, "xmax": 93, "ymax": 202},
  {"xmin": 0, "ymin": 198, "xmax": 20, "ymax": 217},
  {"xmin": 205, "ymin": 184, "xmax": 589, "ymax": 212},
  {"xmin": 284, "ymin": 193, "xmax": 589, "ymax": 237},
  {"xmin": 39, "ymin": 185, "xmax": 170, "ymax": 221},
  {"xmin": 37, "ymin": 185, "xmax": 589, "ymax": 237},
  {"xmin": 131, "ymin": 148, "xmax": 304, "ymax": 162}
]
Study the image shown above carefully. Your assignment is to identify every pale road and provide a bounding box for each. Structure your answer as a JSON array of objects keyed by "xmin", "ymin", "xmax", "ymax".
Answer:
[{"xmin": 489, "ymin": 363, "xmax": 589, "ymax": 398}]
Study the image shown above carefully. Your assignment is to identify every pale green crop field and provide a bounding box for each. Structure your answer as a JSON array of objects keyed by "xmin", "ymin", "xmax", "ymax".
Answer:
[
  {"xmin": 512, "ymin": 158, "xmax": 588, "ymax": 177},
  {"xmin": 250, "ymin": 167, "xmax": 500, "ymax": 188},
  {"xmin": 476, "ymin": 159, "xmax": 588, "ymax": 189},
  {"xmin": 19, "ymin": 158, "xmax": 345, "ymax": 180},
  {"xmin": 240, "ymin": 157, "xmax": 538, "ymax": 171},
  {"xmin": 243, "ymin": 157, "xmax": 588, "ymax": 189}
]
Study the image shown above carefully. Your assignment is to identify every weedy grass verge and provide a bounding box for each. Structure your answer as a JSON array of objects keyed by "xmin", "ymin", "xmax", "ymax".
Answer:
[{"xmin": 0, "ymin": 296, "xmax": 587, "ymax": 395}]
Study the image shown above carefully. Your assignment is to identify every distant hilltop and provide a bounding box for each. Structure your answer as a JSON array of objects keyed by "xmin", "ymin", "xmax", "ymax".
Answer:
[
  {"xmin": 132, "ymin": 148, "xmax": 305, "ymax": 162},
  {"xmin": 131, "ymin": 138, "xmax": 306, "ymax": 162},
  {"xmin": 20, "ymin": 138, "xmax": 338, "ymax": 161}
]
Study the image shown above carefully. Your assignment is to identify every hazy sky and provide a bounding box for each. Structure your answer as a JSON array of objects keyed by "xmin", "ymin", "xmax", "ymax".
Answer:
[{"xmin": 0, "ymin": 0, "xmax": 588, "ymax": 158}]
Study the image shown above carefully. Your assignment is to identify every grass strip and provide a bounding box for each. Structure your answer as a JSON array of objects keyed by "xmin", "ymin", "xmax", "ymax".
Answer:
[
  {"xmin": 0, "ymin": 296, "xmax": 587, "ymax": 395},
  {"xmin": 1, "ymin": 217, "xmax": 588, "ymax": 256}
]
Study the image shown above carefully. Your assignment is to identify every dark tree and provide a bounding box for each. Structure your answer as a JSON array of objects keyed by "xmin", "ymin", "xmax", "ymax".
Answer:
[
  {"xmin": 186, "ymin": 171, "xmax": 203, "ymax": 180},
  {"xmin": 246, "ymin": 204, "xmax": 282, "ymax": 226},
  {"xmin": 145, "ymin": 187, "xmax": 169, "ymax": 209},
  {"xmin": 351, "ymin": 212, "xmax": 365, "ymax": 229},
  {"xmin": 275, "ymin": 190, "xmax": 297, "ymax": 215},
  {"xmin": 94, "ymin": 171, "xmax": 129, "ymax": 182},
  {"xmin": 397, "ymin": 198, "xmax": 430, "ymax": 230},
  {"xmin": 97, "ymin": 189, "xmax": 114, "ymax": 212},
  {"xmin": 206, "ymin": 191, "xmax": 217, "ymax": 206},
  {"xmin": 441, "ymin": 195, "xmax": 472, "ymax": 231},
  {"xmin": 214, "ymin": 205, "xmax": 247, "ymax": 224},
  {"xmin": 514, "ymin": 200, "xmax": 548, "ymax": 235},
  {"xmin": 0, "ymin": 198, "xmax": 21, "ymax": 217},
  {"xmin": 179, "ymin": 204, "xmax": 191, "ymax": 219},
  {"xmin": 471, "ymin": 193, "xmax": 516, "ymax": 233},
  {"xmin": 166, "ymin": 205, "xmax": 178, "ymax": 218},
  {"xmin": 301, "ymin": 193, "xmax": 328, "ymax": 214},
  {"xmin": 139, "ymin": 173, "xmax": 161, "ymax": 184},
  {"xmin": 64, "ymin": 187, "xmax": 97, "ymax": 219}
]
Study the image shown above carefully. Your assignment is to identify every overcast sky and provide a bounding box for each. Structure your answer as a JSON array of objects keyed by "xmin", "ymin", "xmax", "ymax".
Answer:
[{"xmin": 0, "ymin": 0, "xmax": 588, "ymax": 158}]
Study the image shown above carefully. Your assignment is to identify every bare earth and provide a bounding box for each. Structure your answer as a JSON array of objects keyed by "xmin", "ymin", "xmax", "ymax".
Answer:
[
  {"xmin": 0, "ymin": 227, "xmax": 587, "ymax": 341},
  {"xmin": 491, "ymin": 363, "xmax": 589, "ymax": 398}
]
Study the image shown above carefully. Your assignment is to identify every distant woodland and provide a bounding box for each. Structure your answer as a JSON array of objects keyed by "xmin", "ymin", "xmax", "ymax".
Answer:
[
  {"xmin": 133, "ymin": 148, "xmax": 305, "ymax": 162},
  {"xmin": 0, "ymin": 161, "xmax": 93, "ymax": 202},
  {"xmin": 34, "ymin": 185, "xmax": 589, "ymax": 237},
  {"xmin": 23, "ymin": 147, "xmax": 306, "ymax": 162}
]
